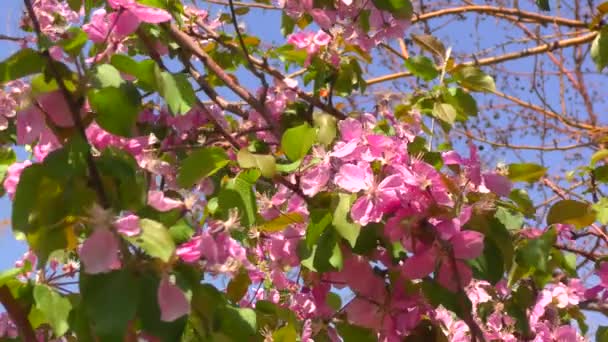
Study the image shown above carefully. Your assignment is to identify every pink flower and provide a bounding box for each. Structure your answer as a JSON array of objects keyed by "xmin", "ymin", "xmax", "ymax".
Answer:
[
  {"xmin": 80, "ymin": 229, "xmax": 121, "ymax": 274},
  {"xmin": 157, "ymin": 275, "xmax": 190, "ymax": 322},
  {"xmin": 287, "ymin": 30, "xmax": 332, "ymax": 65},
  {"xmin": 114, "ymin": 214, "xmax": 141, "ymax": 237},
  {"xmin": 148, "ymin": 190, "xmax": 183, "ymax": 211},
  {"xmin": 402, "ymin": 230, "xmax": 484, "ymax": 292},
  {"xmin": 4, "ymin": 160, "xmax": 32, "ymax": 199},
  {"xmin": 335, "ymin": 163, "xmax": 402, "ymax": 225}
]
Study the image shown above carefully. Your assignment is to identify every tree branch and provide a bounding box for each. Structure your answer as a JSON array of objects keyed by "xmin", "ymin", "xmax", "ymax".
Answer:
[{"xmin": 0, "ymin": 285, "xmax": 36, "ymax": 342}]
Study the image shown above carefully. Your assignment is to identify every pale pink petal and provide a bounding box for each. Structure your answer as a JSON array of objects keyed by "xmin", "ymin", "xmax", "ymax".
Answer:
[
  {"xmin": 335, "ymin": 163, "xmax": 373, "ymax": 193},
  {"xmin": 338, "ymin": 118, "xmax": 362, "ymax": 141},
  {"xmin": 83, "ymin": 9, "xmax": 109, "ymax": 43},
  {"xmin": 401, "ymin": 248, "xmax": 436, "ymax": 279},
  {"xmin": 112, "ymin": 10, "xmax": 140, "ymax": 38},
  {"xmin": 131, "ymin": 5, "xmax": 172, "ymax": 23},
  {"xmin": 350, "ymin": 196, "xmax": 381, "ymax": 226},
  {"xmin": 148, "ymin": 190, "xmax": 183, "ymax": 211},
  {"xmin": 442, "ymin": 151, "xmax": 463, "ymax": 165},
  {"xmin": 158, "ymin": 275, "xmax": 190, "ymax": 322},
  {"xmin": 482, "ymin": 173, "xmax": 512, "ymax": 197},
  {"xmin": 313, "ymin": 31, "xmax": 331, "ymax": 46},
  {"xmin": 114, "ymin": 214, "xmax": 141, "ymax": 237},
  {"xmin": 80, "ymin": 229, "xmax": 121, "ymax": 274},
  {"xmin": 451, "ymin": 230, "xmax": 484, "ymax": 260},
  {"xmin": 300, "ymin": 162, "xmax": 331, "ymax": 197}
]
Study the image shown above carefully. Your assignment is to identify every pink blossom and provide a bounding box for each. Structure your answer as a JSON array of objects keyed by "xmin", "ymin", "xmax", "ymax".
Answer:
[
  {"xmin": 148, "ymin": 190, "xmax": 183, "ymax": 211},
  {"xmin": 4, "ymin": 160, "xmax": 32, "ymax": 199},
  {"xmin": 80, "ymin": 228, "xmax": 121, "ymax": 274},
  {"xmin": 157, "ymin": 275, "xmax": 190, "ymax": 322},
  {"xmin": 114, "ymin": 214, "xmax": 141, "ymax": 237}
]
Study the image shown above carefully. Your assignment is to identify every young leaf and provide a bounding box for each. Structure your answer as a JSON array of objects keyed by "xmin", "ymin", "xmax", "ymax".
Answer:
[
  {"xmin": 88, "ymin": 84, "xmax": 141, "ymax": 137},
  {"xmin": 33, "ymin": 285, "xmax": 72, "ymax": 336},
  {"xmin": 332, "ymin": 193, "xmax": 361, "ymax": 248},
  {"xmin": 507, "ymin": 163, "xmax": 547, "ymax": 183},
  {"xmin": 0, "ymin": 49, "xmax": 45, "ymax": 83},
  {"xmin": 258, "ymin": 213, "xmax": 304, "ymax": 233},
  {"xmin": 592, "ymin": 28, "xmax": 608, "ymax": 71},
  {"xmin": 155, "ymin": 69, "xmax": 197, "ymax": 115},
  {"xmin": 404, "ymin": 55, "xmax": 439, "ymax": 81},
  {"xmin": 127, "ymin": 219, "xmax": 176, "ymax": 262},
  {"xmin": 281, "ymin": 123, "xmax": 317, "ymax": 161},
  {"xmin": 433, "ymin": 102, "xmax": 457, "ymax": 124},
  {"xmin": 547, "ymin": 200, "xmax": 595, "ymax": 229},
  {"xmin": 177, "ymin": 147, "xmax": 230, "ymax": 188},
  {"xmin": 453, "ymin": 66, "xmax": 496, "ymax": 92}
]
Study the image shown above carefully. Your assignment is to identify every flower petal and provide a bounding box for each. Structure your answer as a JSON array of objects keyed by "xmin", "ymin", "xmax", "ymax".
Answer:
[
  {"xmin": 158, "ymin": 275, "xmax": 190, "ymax": 322},
  {"xmin": 80, "ymin": 229, "xmax": 121, "ymax": 274}
]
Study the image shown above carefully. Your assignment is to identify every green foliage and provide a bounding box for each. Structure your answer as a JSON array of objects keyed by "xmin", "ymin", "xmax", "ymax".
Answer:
[
  {"xmin": 453, "ymin": 66, "xmax": 496, "ymax": 92},
  {"xmin": 237, "ymin": 149, "xmax": 276, "ymax": 178},
  {"xmin": 177, "ymin": 147, "xmax": 230, "ymax": 188},
  {"xmin": 404, "ymin": 55, "xmax": 439, "ymax": 81},
  {"xmin": 155, "ymin": 68, "xmax": 198, "ymax": 115},
  {"xmin": 126, "ymin": 219, "xmax": 176, "ymax": 262},
  {"xmin": 89, "ymin": 84, "xmax": 141, "ymax": 137},
  {"xmin": 0, "ymin": 49, "xmax": 45, "ymax": 83},
  {"xmin": 547, "ymin": 199, "xmax": 595, "ymax": 229},
  {"xmin": 336, "ymin": 322, "xmax": 377, "ymax": 342},
  {"xmin": 507, "ymin": 163, "xmax": 547, "ymax": 183},
  {"xmin": 281, "ymin": 122, "xmax": 317, "ymax": 161},
  {"xmin": 32, "ymin": 285, "xmax": 72, "ymax": 336},
  {"xmin": 592, "ymin": 27, "xmax": 608, "ymax": 71},
  {"xmin": 81, "ymin": 270, "xmax": 140, "ymax": 340},
  {"xmin": 217, "ymin": 170, "xmax": 260, "ymax": 227},
  {"xmin": 332, "ymin": 193, "xmax": 361, "ymax": 247}
]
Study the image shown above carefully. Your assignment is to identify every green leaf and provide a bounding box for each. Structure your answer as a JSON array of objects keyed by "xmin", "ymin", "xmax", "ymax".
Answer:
[
  {"xmin": 314, "ymin": 113, "xmax": 337, "ymax": 146},
  {"xmin": 88, "ymin": 84, "xmax": 141, "ymax": 137},
  {"xmin": 515, "ymin": 229, "xmax": 556, "ymax": 273},
  {"xmin": 332, "ymin": 193, "xmax": 361, "ymax": 248},
  {"xmin": 237, "ymin": 149, "xmax": 276, "ymax": 178},
  {"xmin": 273, "ymin": 324, "xmax": 298, "ymax": 342},
  {"xmin": 155, "ymin": 68, "xmax": 197, "ymax": 115},
  {"xmin": 226, "ymin": 269, "xmax": 251, "ymax": 303},
  {"xmin": 495, "ymin": 207, "xmax": 524, "ymax": 231},
  {"xmin": 336, "ymin": 322, "xmax": 376, "ymax": 342},
  {"xmin": 507, "ymin": 163, "xmax": 547, "ymax": 183},
  {"xmin": 371, "ymin": 0, "xmax": 412, "ymax": 19},
  {"xmin": 469, "ymin": 238, "xmax": 504, "ymax": 284},
  {"xmin": 33, "ymin": 285, "xmax": 72, "ymax": 336},
  {"xmin": 591, "ymin": 28, "xmax": 608, "ymax": 71},
  {"xmin": 594, "ymin": 165, "xmax": 608, "ymax": 183},
  {"xmin": 58, "ymin": 28, "xmax": 88, "ymax": 56},
  {"xmin": 411, "ymin": 34, "xmax": 446, "ymax": 59},
  {"xmin": 127, "ymin": 219, "xmax": 175, "ymax": 262},
  {"xmin": 300, "ymin": 230, "xmax": 343, "ymax": 272},
  {"xmin": 177, "ymin": 147, "xmax": 230, "ymax": 188},
  {"xmin": 217, "ymin": 306, "xmax": 257, "ymax": 340},
  {"xmin": 536, "ymin": 0, "xmax": 550, "ymax": 10},
  {"xmin": 306, "ymin": 209, "xmax": 332, "ymax": 248},
  {"xmin": 453, "ymin": 66, "xmax": 496, "ymax": 92},
  {"xmin": 281, "ymin": 123, "xmax": 317, "ymax": 161},
  {"xmin": 444, "ymin": 87, "xmax": 478, "ymax": 117},
  {"xmin": 92, "ymin": 64, "xmax": 124, "ymax": 88},
  {"xmin": 111, "ymin": 56, "xmax": 157, "ymax": 91},
  {"xmin": 404, "ymin": 55, "xmax": 439, "ymax": 81},
  {"xmin": 67, "ymin": 0, "xmax": 81, "ymax": 10},
  {"xmin": 0, "ymin": 147, "xmax": 16, "ymax": 182},
  {"xmin": 81, "ymin": 270, "xmax": 139, "ymax": 339},
  {"xmin": 591, "ymin": 148, "xmax": 608, "ymax": 165},
  {"xmin": 597, "ymin": 326, "xmax": 608, "ymax": 342},
  {"xmin": 259, "ymin": 213, "xmax": 304, "ymax": 233},
  {"xmin": 169, "ymin": 219, "xmax": 195, "ymax": 245},
  {"xmin": 547, "ymin": 199, "xmax": 595, "ymax": 229},
  {"xmin": 218, "ymin": 170, "xmax": 260, "ymax": 227},
  {"xmin": 593, "ymin": 198, "xmax": 608, "ymax": 225},
  {"xmin": 96, "ymin": 147, "xmax": 147, "ymax": 211},
  {"xmin": 0, "ymin": 49, "xmax": 45, "ymax": 83},
  {"xmin": 433, "ymin": 102, "xmax": 457, "ymax": 124},
  {"xmin": 509, "ymin": 189, "xmax": 535, "ymax": 217}
]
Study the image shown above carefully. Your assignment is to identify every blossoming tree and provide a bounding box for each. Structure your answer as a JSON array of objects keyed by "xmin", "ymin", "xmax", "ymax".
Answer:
[{"xmin": 0, "ymin": 0, "xmax": 607, "ymax": 341}]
